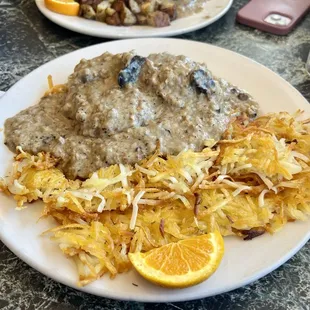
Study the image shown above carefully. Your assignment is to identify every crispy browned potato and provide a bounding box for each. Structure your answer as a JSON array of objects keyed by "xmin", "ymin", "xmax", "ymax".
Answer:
[
  {"xmin": 120, "ymin": 6, "xmax": 137, "ymax": 25},
  {"xmin": 147, "ymin": 11, "xmax": 170, "ymax": 27},
  {"xmin": 96, "ymin": 11, "xmax": 105, "ymax": 22},
  {"xmin": 96, "ymin": 1, "xmax": 111, "ymax": 22},
  {"xmin": 112, "ymin": 0, "xmax": 125, "ymax": 12},
  {"xmin": 105, "ymin": 8, "xmax": 121, "ymax": 25},
  {"xmin": 79, "ymin": 4, "xmax": 96, "ymax": 19},
  {"xmin": 140, "ymin": 0, "xmax": 157, "ymax": 14},
  {"xmin": 79, "ymin": 0, "xmax": 102, "ymax": 9},
  {"xmin": 136, "ymin": 13, "xmax": 147, "ymax": 25},
  {"xmin": 159, "ymin": 2, "xmax": 177, "ymax": 20},
  {"xmin": 106, "ymin": 7, "xmax": 116, "ymax": 16},
  {"xmin": 97, "ymin": 1, "xmax": 111, "ymax": 14}
]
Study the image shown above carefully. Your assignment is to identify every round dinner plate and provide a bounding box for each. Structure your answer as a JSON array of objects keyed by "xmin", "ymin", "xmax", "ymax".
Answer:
[
  {"xmin": 0, "ymin": 39, "xmax": 310, "ymax": 302},
  {"xmin": 35, "ymin": 0, "xmax": 233, "ymax": 38}
]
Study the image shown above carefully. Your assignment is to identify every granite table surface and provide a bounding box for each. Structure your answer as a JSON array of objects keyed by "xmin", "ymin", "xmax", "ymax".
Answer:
[{"xmin": 0, "ymin": 0, "xmax": 310, "ymax": 309}]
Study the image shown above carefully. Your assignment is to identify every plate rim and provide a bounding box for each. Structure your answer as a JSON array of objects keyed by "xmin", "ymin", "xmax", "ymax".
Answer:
[
  {"xmin": 35, "ymin": 0, "xmax": 234, "ymax": 39},
  {"xmin": 0, "ymin": 38, "xmax": 310, "ymax": 302}
]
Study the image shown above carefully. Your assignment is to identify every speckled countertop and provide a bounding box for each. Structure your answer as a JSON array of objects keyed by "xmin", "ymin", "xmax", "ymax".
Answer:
[{"xmin": 0, "ymin": 0, "xmax": 310, "ymax": 309}]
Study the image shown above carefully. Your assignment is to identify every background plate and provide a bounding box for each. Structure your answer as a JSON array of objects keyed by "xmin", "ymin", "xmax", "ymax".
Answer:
[
  {"xmin": 35, "ymin": 0, "xmax": 233, "ymax": 38},
  {"xmin": 0, "ymin": 38, "xmax": 309, "ymax": 302}
]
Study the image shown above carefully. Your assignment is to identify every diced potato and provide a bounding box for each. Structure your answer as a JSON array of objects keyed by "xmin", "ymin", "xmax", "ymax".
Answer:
[
  {"xmin": 159, "ymin": 2, "xmax": 176, "ymax": 20},
  {"xmin": 96, "ymin": 1, "xmax": 111, "ymax": 22},
  {"xmin": 140, "ymin": 0, "xmax": 157, "ymax": 14},
  {"xmin": 120, "ymin": 6, "xmax": 137, "ymax": 25},
  {"xmin": 106, "ymin": 7, "xmax": 117, "ymax": 15},
  {"xmin": 105, "ymin": 10, "xmax": 121, "ymax": 25},
  {"xmin": 112, "ymin": 0, "xmax": 125, "ymax": 12},
  {"xmin": 96, "ymin": 11, "xmax": 106, "ymax": 22},
  {"xmin": 136, "ymin": 13, "xmax": 147, "ymax": 25},
  {"xmin": 147, "ymin": 11, "xmax": 170, "ymax": 27},
  {"xmin": 129, "ymin": 0, "xmax": 141, "ymax": 14},
  {"xmin": 79, "ymin": 4, "xmax": 96, "ymax": 19},
  {"xmin": 96, "ymin": 1, "xmax": 111, "ymax": 14}
]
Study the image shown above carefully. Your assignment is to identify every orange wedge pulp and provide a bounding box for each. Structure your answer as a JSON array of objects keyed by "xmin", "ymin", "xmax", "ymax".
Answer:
[
  {"xmin": 128, "ymin": 231, "xmax": 224, "ymax": 288},
  {"xmin": 44, "ymin": 0, "xmax": 80, "ymax": 16}
]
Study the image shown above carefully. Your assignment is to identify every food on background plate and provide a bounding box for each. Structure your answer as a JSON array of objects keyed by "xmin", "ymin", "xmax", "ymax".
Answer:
[
  {"xmin": 4, "ymin": 52, "xmax": 258, "ymax": 179},
  {"xmin": 77, "ymin": 0, "xmax": 178, "ymax": 27},
  {"xmin": 44, "ymin": 0, "xmax": 224, "ymax": 28}
]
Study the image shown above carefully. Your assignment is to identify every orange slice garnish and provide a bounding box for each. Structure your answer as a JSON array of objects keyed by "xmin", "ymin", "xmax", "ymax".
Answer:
[
  {"xmin": 128, "ymin": 231, "xmax": 224, "ymax": 288},
  {"xmin": 45, "ymin": 0, "xmax": 80, "ymax": 16}
]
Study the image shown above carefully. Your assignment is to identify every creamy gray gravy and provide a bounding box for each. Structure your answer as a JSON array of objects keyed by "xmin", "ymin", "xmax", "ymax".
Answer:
[{"xmin": 4, "ymin": 52, "xmax": 258, "ymax": 179}]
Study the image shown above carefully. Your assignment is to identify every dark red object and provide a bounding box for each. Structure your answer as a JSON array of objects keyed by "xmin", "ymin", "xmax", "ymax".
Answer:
[{"xmin": 236, "ymin": 0, "xmax": 310, "ymax": 35}]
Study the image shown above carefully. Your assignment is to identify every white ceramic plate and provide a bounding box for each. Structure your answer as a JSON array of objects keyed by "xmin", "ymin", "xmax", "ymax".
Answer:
[
  {"xmin": 35, "ymin": 0, "xmax": 233, "ymax": 38},
  {"xmin": 0, "ymin": 39, "xmax": 309, "ymax": 302}
]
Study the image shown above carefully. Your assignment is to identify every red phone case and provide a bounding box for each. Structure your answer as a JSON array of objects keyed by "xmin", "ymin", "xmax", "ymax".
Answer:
[{"xmin": 236, "ymin": 0, "xmax": 310, "ymax": 35}]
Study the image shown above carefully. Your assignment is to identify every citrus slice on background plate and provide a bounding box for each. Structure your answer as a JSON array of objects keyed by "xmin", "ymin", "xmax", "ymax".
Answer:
[
  {"xmin": 129, "ymin": 231, "xmax": 225, "ymax": 288},
  {"xmin": 44, "ymin": 0, "xmax": 80, "ymax": 16}
]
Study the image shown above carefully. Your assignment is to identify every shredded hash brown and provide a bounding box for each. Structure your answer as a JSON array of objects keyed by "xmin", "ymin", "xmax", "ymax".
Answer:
[{"xmin": 1, "ymin": 111, "xmax": 310, "ymax": 286}]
